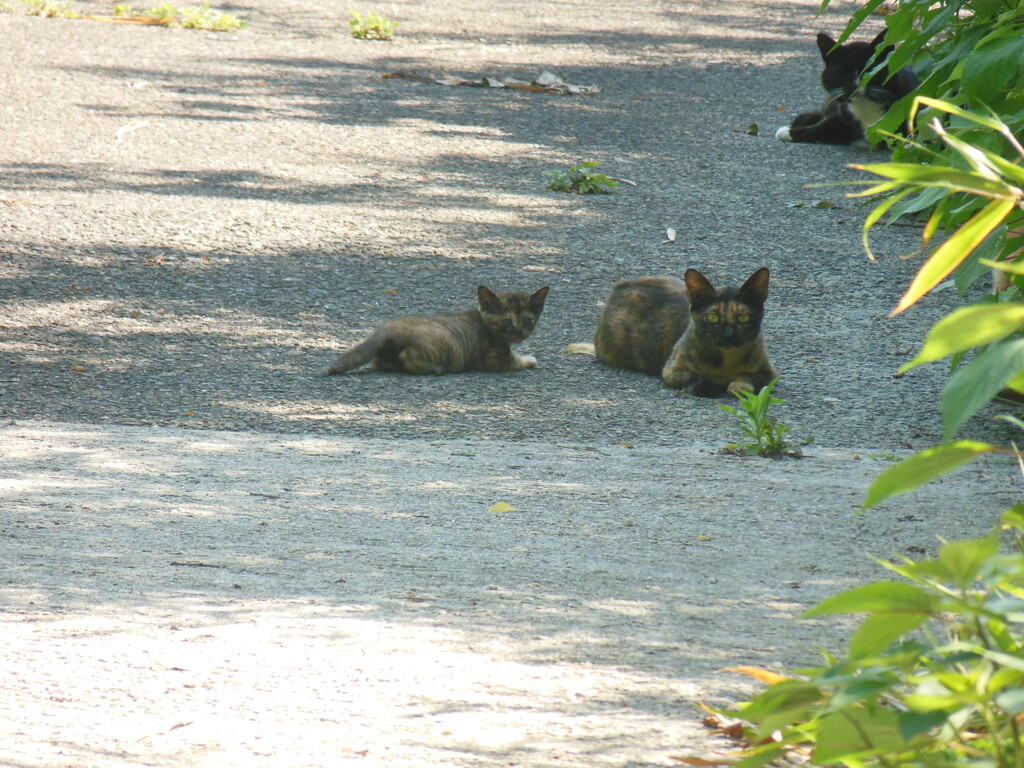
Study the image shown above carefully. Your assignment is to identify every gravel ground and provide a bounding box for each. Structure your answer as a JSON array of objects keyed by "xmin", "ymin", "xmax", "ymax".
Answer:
[
  {"xmin": 2, "ymin": 0, "xmax": 1014, "ymax": 448},
  {"xmin": 0, "ymin": 0, "xmax": 1020, "ymax": 765}
]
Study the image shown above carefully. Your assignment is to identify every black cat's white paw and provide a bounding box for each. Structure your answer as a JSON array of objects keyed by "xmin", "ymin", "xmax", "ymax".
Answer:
[{"xmin": 775, "ymin": 126, "xmax": 793, "ymax": 142}]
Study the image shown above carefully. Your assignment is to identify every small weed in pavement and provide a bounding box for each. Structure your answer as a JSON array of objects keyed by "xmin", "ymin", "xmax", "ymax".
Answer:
[
  {"xmin": 115, "ymin": 1, "xmax": 245, "ymax": 29},
  {"xmin": 545, "ymin": 161, "xmax": 618, "ymax": 194},
  {"xmin": 719, "ymin": 379, "xmax": 802, "ymax": 458},
  {"xmin": 349, "ymin": 9, "xmax": 396, "ymax": 39},
  {"xmin": 23, "ymin": 0, "xmax": 78, "ymax": 16}
]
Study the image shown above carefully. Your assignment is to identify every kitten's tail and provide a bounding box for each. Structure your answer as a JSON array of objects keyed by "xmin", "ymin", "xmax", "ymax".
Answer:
[{"xmin": 320, "ymin": 335, "xmax": 385, "ymax": 376}]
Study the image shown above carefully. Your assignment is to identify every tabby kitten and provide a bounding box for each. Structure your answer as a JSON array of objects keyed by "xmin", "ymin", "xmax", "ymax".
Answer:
[
  {"xmin": 320, "ymin": 285, "xmax": 549, "ymax": 376},
  {"xmin": 776, "ymin": 31, "xmax": 919, "ymax": 145},
  {"xmin": 595, "ymin": 268, "xmax": 777, "ymax": 397}
]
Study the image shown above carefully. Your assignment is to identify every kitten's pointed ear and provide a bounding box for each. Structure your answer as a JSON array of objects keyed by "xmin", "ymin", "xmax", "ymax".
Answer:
[
  {"xmin": 816, "ymin": 32, "xmax": 837, "ymax": 60},
  {"xmin": 477, "ymin": 285, "xmax": 501, "ymax": 312},
  {"xmin": 528, "ymin": 286, "xmax": 550, "ymax": 313},
  {"xmin": 738, "ymin": 267, "xmax": 770, "ymax": 306},
  {"xmin": 684, "ymin": 269, "xmax": 717, "ymax": 307},
  {"xmin": 870, "ymin": 29, "xmax": 888, "ymax": 49}
]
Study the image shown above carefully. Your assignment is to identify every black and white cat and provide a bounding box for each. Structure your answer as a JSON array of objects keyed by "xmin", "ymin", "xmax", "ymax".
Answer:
[{"xmin": 776, "ymin": 31, "xmax": 920, "ymax": 145}]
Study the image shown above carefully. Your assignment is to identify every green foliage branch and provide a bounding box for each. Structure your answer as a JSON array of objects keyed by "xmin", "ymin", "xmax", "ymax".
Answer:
[
  {"xmin": 809, "ymin": 0, "xmax": 1024, "ymax": 508},
  {"xmin": 725, "ymin": 510, "xmax": 1024, "ymax": 768}
]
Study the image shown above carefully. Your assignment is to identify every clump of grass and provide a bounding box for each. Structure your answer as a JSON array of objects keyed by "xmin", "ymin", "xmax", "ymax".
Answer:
[
  {"xmin": 544, "ymin": 161, "xmax": 618, "ymax": 194},
  {"xmin": 23, "ymin": 0, "xmax": 79, "ymax": 17},
  {"xmin": 114, "ymin": 0, "xmax": 244, "ymax": 29},
  {"xmin": 177, "ymin": 2, "xmax": 243, "ymax": 29},
  {"xmin": 348, "ymin": 9, "xmax": 396, "ymax": 40}
]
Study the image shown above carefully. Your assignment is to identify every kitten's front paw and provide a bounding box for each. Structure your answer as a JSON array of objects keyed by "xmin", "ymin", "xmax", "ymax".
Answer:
[
  {"xmin": 518, "ymin": 354, "xmax": 537, "ymax": 370},
  {"xmin": 775, "ymin": 125, "xmax": 793, "ymax": 142}
]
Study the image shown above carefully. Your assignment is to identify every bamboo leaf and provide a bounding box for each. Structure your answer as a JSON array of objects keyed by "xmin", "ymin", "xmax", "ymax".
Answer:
[
  {"xmin": 982, "ymin": 258, "xmax": 1024, "ymax": 276},
  {"xmin": 910, "ymin": 96, "xmax": 1008, "ymax": 133},
  {"xmin": 862, "ymin": 441, "xmax": 996, "ymax": 508},
  {"xmin": 892, "ymin": 198, "xmax": 1016, "ymax": 315},
  {"xmin": 862, "ymin": 189, "xmax": 914, "ymax": 261},
  {"xmin": 899, "ymin": 304, "xmax": 1024, "ymax": 370},
  {"xmin": 852, "ymin": 163, "xmax": 1018, "ymax": 200}
]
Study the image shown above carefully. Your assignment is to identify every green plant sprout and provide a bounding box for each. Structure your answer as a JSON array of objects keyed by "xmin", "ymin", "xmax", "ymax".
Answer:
[
  {"xmin": 718, "ymin": 379, "xmax": 799, "ymax": 458},
  {"xmin": 348, "ymin": 9, "xmax": 396, "ymax": 40},
  {"xmin": 544, "ymin": 161, "xmax": 625, "ymax": 194}
]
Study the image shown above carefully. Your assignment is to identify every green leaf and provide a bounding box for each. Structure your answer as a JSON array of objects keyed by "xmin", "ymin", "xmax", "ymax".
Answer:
[
  {"xmin": 892, "ymin": 198, "xmax": 1017, "ymax": 315},
  {"xmin": 899, "ymin": 304, "xmax": 1024, "ymax": 371},
  {"xmin": 962, "ymin": 36, "xmax": 1024, "ymax": 105},
  {"xmin": 938, "ymin": 535, "xmax": 1000, "ymax": 588},
  {"xmin": 738, "ymin": 680, "xmax": 825, "ymax": 732},
  {"xmin": 805, "ymin": 581, "xmax": 934, "ymax": 617},
  {"xmin": 732, "ymin": 743, "xmax": 788, "ymax": 768},
  {"xmin": 1001, "ymin": 506, "xmax": 1024, "ymax": 533},
  {"xmin": 941, "ymin": 339, "xmax": 1024, "ymax": 439},
  {"xmin": 862, "ymin": 441, "xmax": 996, "ymax": 508},
  {"xmin": 849, "ymin": 611, "xmax": 930, "ymax": 657},
  {"xmin": 995, "ymin": 688, "xmax": 1024, "ymax": 714},
  {"xmin": 814, "ymin": 707, "xmax": 909, "ymax": 763}
]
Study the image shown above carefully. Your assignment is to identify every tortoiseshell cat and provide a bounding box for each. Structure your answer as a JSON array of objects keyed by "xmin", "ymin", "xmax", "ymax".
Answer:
[
  {"xmin": 321, "ymin": 285, "xmax": 549, "ymax": 376},
  {"xmin": 595, "ymin": 268, "xmax": 777, "ymax": 397},
  {"xmin": 776, "ymin": 31, "xmax": 919, "ymax": 145}
]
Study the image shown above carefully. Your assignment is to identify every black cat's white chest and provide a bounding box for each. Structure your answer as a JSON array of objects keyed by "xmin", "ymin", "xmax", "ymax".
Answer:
[{"xmin": 847, "ymin": 93, "xmax": 886, "ymax": 129}]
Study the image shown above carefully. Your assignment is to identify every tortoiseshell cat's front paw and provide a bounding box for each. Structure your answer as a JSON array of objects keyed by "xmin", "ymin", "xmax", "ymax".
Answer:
[
  {"xmin": 727, "ymin": 379, "xmax": 754, "ymax": 397},
  {"xmin": 775, "ymin": 126, "xmax": 793, "ymax": 142},
  {"xmin": 690, "ymin": 378, "xmax": 725, "ymax": 398}
]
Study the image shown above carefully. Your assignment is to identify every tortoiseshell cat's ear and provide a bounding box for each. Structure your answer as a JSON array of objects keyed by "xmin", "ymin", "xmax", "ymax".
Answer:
[
  {"xmin": 528, "ymin": 286, "xmax": 550, "ymax": 313},
  {"xmin": 738, "ymin": 267, "xmax": 770, "ymax": 306},
  {"xmin": 869, "ymin": 29, "xmax": 887, "ymax": 50},
  {"xmin": 816, "ymin": 32, "xmax": 837, "ymax": 60},
  {"xmin": 477, "ymin": 285, "xmax": 502, "ymax": 313},
  {"xmin": 684, "ymin": 269, "xmax": 717, "ymax": 308}
]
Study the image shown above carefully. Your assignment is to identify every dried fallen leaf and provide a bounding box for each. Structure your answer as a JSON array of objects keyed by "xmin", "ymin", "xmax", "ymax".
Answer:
[
  {"xmin": 746, "ymin": 123, "xmax": 759, "ymax": 136},
  {"xmin": 713, "ymin": 722, "xmax": 746, "ymax": 740},
  {"xmin": 696, "ymin": 534, "xmax": 711, "ymax": 541},
  {"xmin": 776, "ymin": 105, "xmax": 785, "ymax": 112},
  {"xmin": 382, "ymin": 288, "xmax": 399, "ymax": 294},
  {"xmin": 84, "ymin": 13, "xmax": 167, "ymax": 25},
  {"xmin": 116, "ymin": 119, "xmax": 151, "ymax": 143},
  {"xmin": 488, "ymin": 502, "xmax": 518, "ymax": 514},
  {"xmin": 662, "ymin": 227, "xmax": 677, "ymax": 245},
  {"xmin": 722, "ymin": 665, "xmax": 788, "ymax": 685},
  {"xmin": 71, "ymin": 365, "xmax": 87, "ymax": 372},
  {"xmin": 385, "ymin": 69, "xmax": 597, "ymax": 95}
]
